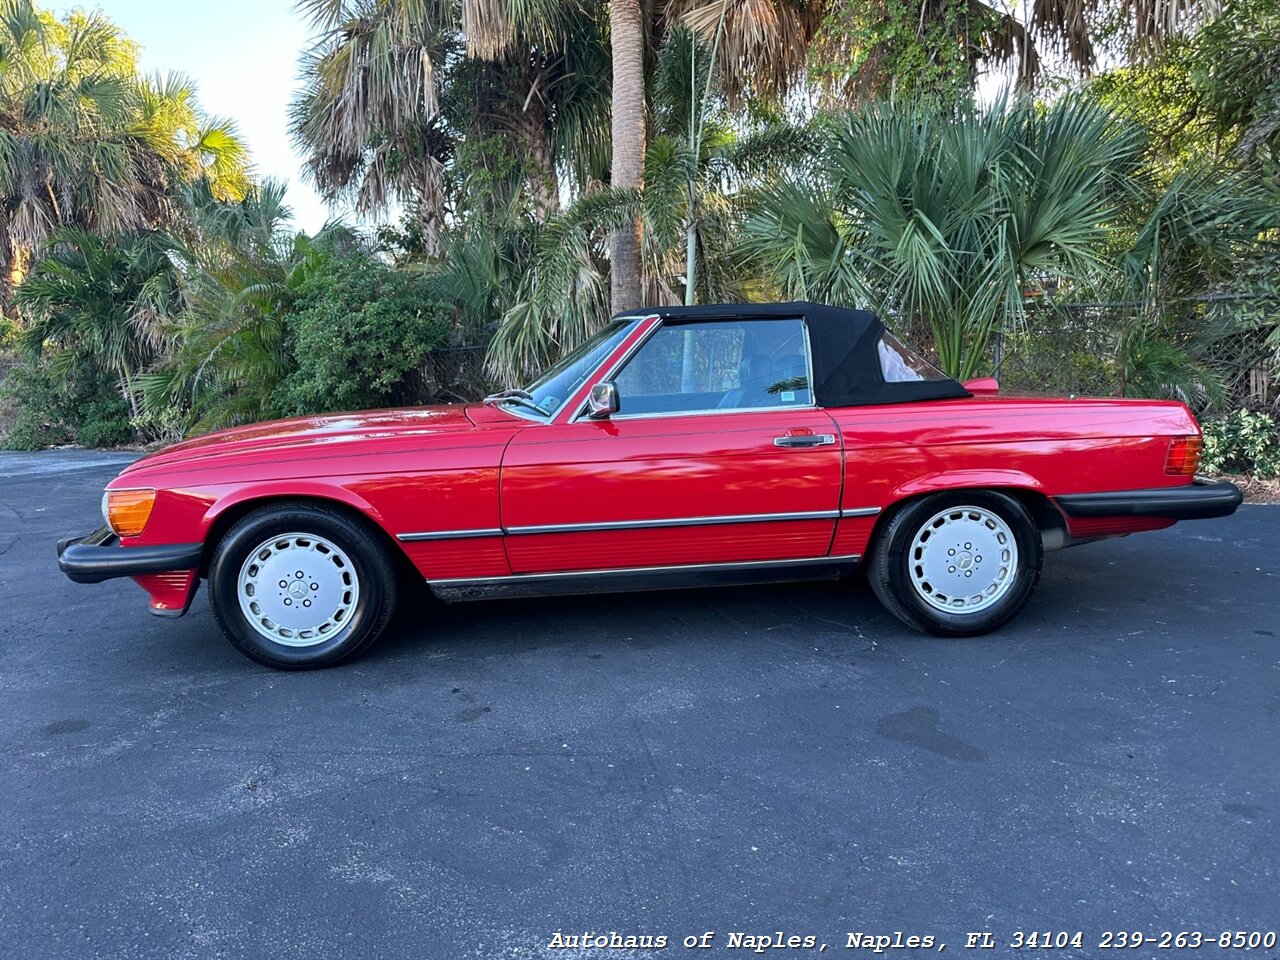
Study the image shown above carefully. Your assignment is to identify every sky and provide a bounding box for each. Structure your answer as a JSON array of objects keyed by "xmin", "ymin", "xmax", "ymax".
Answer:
[{"xmin": 47, "ymin": 0, "xmax": 344, "ymax": 234}]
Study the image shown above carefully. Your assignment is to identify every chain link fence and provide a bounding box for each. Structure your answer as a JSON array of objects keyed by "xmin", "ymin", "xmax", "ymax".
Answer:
[
  {"xmin": 994, "ymin": 302, "xmax": 1126, "ymax": 398},
  {"xmin": 890, "ymin": 299, "xmax": 1275, "ymax": 410}
]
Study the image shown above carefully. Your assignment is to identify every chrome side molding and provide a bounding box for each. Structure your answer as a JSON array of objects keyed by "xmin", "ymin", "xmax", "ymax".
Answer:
[
  {"xmin": 505, "ymin": 510, "xmax": 839, "ymax": 536},
  {"xmin": 399, "ymin": 507, "xmax": 883, "ymax": 542},
  {"xmin": 840, "ymin": 507, "xmax": 882, "ymax": 518},
  {"xmin": 398, "ymin": 528, "xmax": 504, "ymax": 542}
]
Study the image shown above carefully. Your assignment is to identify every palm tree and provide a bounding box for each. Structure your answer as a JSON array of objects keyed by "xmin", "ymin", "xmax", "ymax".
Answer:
[
  {"xmin": 456, "ymin": 0, "xmax": 613, "ymax": 218},
  {"xmin": 0, "ymin": 1, "xmax": 249, "ymax": 292},
  {"xmin": 482, "ymin": 29, "xmax": 813, "ymax": 383},
  {"xmin": 608, "ymin": 0, "xmax": 647, "ymax": 312},
  {"xmin": 290, "ymin": 0, "xmax": 450, "ymax": 256},
  {"xmin": 679, "ymin": 0, "xmax": 824, "ymax": 107},
  {"xmin": 740, "ymin": 96, "xmax": 1146, "ymax": 379},
  {"xmin": 138, "ymin": 180, "xmax": 355, "ymax": 431},
  {"xmin": 292, "ymin": 0, "xmax": 615, "ymax": 250},
  {"xmin": 14, "ymin": 227, "xmax": 182, "ymax": 420},
  {"xmin": 135, "ymin": 73, "xmax": 252, "ymax": 203},
  {"xmin": 484, "ymin": 187, "xmax": 635, "ymax": 383},
  {"xmin": 290, "ymin": 0, "xmax": 839, "ymax": 319}
]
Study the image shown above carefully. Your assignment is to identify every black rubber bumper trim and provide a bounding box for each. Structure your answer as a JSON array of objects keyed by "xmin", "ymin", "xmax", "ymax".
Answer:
[
  {"xmin": 57, "ymin": 526, "xmax": 203, "ymax": 584},
  {"xmin": 1054, "ymin": 479, "xmax": 1243, "ymax": 521}
]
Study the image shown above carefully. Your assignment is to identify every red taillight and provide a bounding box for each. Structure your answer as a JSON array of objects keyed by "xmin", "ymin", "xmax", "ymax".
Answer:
[{"xmin": 1165, "ymin": 435, "xmax": 1203, "ymax": 476}]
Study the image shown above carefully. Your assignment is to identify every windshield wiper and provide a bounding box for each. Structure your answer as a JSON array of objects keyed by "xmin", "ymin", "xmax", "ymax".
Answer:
[
  {"xmin": 482, "ymin": 387, "xmax": 550, "ymax": 417},
  {"xmin": 482, "ymin": 388, "xmax": 534, "ymax": 404},
  {"xmin": 486, "ymin": 391, "xmax": 551, "ymax": 418}
]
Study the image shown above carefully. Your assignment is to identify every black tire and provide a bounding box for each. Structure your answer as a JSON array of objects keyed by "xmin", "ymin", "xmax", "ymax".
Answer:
[
  {"xmin": 868, "ymin": 490, "xmax": 1042, "ymax": 636},
  {"xmin": 207, "ymin": 502, "xmax": 400, "ymax": 669}
]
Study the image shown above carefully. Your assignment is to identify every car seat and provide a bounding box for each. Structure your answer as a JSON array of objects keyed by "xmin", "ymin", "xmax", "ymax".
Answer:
[{"xmin": 718, "ymin": 354, "xmax": 773, "ymax": 408}]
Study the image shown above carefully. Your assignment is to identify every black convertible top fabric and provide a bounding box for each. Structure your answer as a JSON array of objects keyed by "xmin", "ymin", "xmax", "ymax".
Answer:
[{"xmin": 642, "ymin": 301, "xmax": 971, "ymax": 407}]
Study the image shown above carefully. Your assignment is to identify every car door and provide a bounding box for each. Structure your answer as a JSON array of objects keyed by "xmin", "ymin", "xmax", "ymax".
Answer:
[{"xmin": 499, "ymin": 316, "xmax": 845, "ymax": 574}]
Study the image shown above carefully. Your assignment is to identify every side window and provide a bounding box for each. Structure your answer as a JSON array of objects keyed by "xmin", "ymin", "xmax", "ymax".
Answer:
[
  {"xmin": 878, "ymin": 332, "xmax": 949, "ymax": 382},
  {"xmin": 613, "ymin": 318, "xmax": 811, "ymax": 415}
]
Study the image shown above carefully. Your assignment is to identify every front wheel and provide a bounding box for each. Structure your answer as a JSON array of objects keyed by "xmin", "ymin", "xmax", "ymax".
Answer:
[
  {"xmin": 207, "ymin": 502, "xmax": 399, "ymax": 669},
  {"xmin": 868, "ymin": 491, "xmax": 1043, "ymax": 636}
]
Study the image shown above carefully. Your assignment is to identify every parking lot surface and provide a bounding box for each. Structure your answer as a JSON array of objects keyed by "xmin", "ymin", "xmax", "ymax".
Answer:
[{"xmin": 1, "ymin": 450, "xmax": 1276, "ymax": 959}]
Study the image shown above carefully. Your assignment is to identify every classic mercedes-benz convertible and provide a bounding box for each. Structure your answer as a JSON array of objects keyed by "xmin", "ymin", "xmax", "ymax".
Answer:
[{"xmin": 57, "ymin": 302, "xmax": 1242, "ymax": 668}]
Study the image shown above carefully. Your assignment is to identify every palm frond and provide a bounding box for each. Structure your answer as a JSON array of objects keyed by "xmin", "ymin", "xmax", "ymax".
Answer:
[
  {"xmin": 677, "ymin": 0, "xmax": 823, "ymax": 108},
  {"xmin": 485, "ymin": 187, "xmax": 638, "ymax": 383}
]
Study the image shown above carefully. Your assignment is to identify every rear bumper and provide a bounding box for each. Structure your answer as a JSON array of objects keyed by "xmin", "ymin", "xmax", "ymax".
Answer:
[
  {"xmin": 57, "ymin": 526, "xmax": 203, "ymax": 584},
  {"xmin": 1054, "ymin": 478, "xmax": 1243, "ymax": 522}
]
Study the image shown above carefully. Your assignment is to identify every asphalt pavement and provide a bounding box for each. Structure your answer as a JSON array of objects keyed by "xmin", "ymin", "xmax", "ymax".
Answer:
[{"xmin": 1, "ymin": 450, "xmax": 1276, "ymax": 959}]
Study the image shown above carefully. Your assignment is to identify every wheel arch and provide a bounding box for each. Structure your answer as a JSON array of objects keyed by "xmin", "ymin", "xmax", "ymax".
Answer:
[
  {"xmin": 198, "ymin": 491, "xmax": 414, "ymax": 580},
  {"xmin": 867, "ymin": 483, "xmax": 1066, "ymax": 561}
]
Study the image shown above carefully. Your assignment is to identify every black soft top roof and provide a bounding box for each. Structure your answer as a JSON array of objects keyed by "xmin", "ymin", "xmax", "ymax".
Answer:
[{"xmin": 640, "ymin": 301, "xmax": 971, "ymax": 407}]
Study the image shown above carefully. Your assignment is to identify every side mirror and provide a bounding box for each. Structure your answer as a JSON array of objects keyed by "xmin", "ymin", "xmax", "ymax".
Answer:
[{"xmin": 586, "ymin": 381, "xmax": 619, "ymax": 419}]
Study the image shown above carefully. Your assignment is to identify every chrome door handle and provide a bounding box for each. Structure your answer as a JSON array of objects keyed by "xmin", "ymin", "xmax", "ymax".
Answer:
[{"xmin": 773, "ymin": 434, "xmax": 836, "ymax": 448}]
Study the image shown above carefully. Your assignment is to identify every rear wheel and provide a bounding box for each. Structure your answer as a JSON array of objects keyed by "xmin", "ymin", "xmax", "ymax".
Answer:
[
  {"xmin": 868, "ymin": 491, "xmax": 1042, "ymax": 636},
  {"xmin": 208, "ymin": 503, "xmax": 399, "ymax": 669}
]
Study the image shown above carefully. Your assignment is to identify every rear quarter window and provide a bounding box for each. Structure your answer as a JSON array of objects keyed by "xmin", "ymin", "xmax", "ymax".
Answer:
[{"xmin": 878, "ymin": 333, "xmax": 950, "ymax": 382}]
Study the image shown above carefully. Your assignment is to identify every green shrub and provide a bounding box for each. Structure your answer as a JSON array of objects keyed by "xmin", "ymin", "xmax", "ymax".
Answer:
[
  {"xmin": 1, "ymin": 357, "xmax": 132, "ymax": 450},
  {"xmin": 0, "ymin": 314, "xmax": 19, "ymax": 351},
  {"xmin": 1201, "ymin": 409, "xmax": 1280, "ymax": 478},
  {"xmin": 130, "ymin": 402, "xmax": 191, "ymax": 447},
  {"xmin": 273, "ymin": 255, "xmax": 451, "ymax": 415}
]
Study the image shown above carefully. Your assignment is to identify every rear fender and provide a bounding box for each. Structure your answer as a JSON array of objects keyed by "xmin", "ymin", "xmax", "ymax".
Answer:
[
  {"xmin": 834, "ymin": 472, "xmax": 1052, "ymax": 562},
  {"xmin": 881, "ymin": 472, "xmax": 1065, "ymax": 550},
  {"xmin": 891, "ymin": 470, "xmax": 1044, "ymax": 500}
]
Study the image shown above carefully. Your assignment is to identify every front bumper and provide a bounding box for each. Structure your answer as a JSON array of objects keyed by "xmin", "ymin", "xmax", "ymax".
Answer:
[
  {"xmin": 1055, "ymin": 478, "xmax": 1243, "ymax": 522},
  {"xmin": 56, "ymin": 526, "xmax": 203, "ymax": 584}
]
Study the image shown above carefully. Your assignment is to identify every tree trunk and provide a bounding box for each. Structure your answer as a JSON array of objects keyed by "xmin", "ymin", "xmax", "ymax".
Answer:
[
  {"xmin": 418, "ymin": 155, "xmax": 446, "ymax": 260},
  {"xmin": 609, "ymin": 0, "xmax": 645, "ymax": 314},
  {"xmin": 528, "ymin": 135, "xmax": 559, "ymax": 222},
  {"xmin": 515, "ymin": 87, "xmax": 559, "ymax": 222},
  {"xmin": 2, "ymin": 242, "xmax": 28, "ymax": 308}
]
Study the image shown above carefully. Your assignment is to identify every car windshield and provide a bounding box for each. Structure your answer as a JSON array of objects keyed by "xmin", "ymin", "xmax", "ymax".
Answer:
[{"xmin": 498, "ymin": 318, "xmax": 637, "ymax": 418}]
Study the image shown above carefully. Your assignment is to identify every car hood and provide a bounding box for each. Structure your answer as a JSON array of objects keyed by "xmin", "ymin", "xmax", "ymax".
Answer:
[{"xmin": 121, "ymin": 404, "xmax": 488, "ymax": 476}]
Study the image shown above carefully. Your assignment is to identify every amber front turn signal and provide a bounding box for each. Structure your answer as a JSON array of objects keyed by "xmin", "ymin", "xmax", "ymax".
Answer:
[
  {"xmin": 1165, "ymin": 435, "xmax": 1204, "ymax": 476},
  {"xmin": 103, "ymin": 488, "xmax": 156, "ymax": 537}
]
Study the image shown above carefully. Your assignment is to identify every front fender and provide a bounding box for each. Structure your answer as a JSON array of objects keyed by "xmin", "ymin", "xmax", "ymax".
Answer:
[{"xmin": 199, "ymin": 479, "xmax": 389, "ymax": 535}]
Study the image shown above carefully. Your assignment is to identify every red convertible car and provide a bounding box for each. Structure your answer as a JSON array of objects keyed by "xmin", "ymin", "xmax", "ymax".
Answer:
[{"xmin": 58, "ymin": 302, "xmax": 1241, "ymax": 669}]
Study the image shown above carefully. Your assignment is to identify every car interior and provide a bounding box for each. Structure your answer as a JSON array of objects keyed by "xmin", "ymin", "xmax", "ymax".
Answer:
[{"xmin": 613, "ymin": 318, "xmax": 813, "ymax": 416}]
